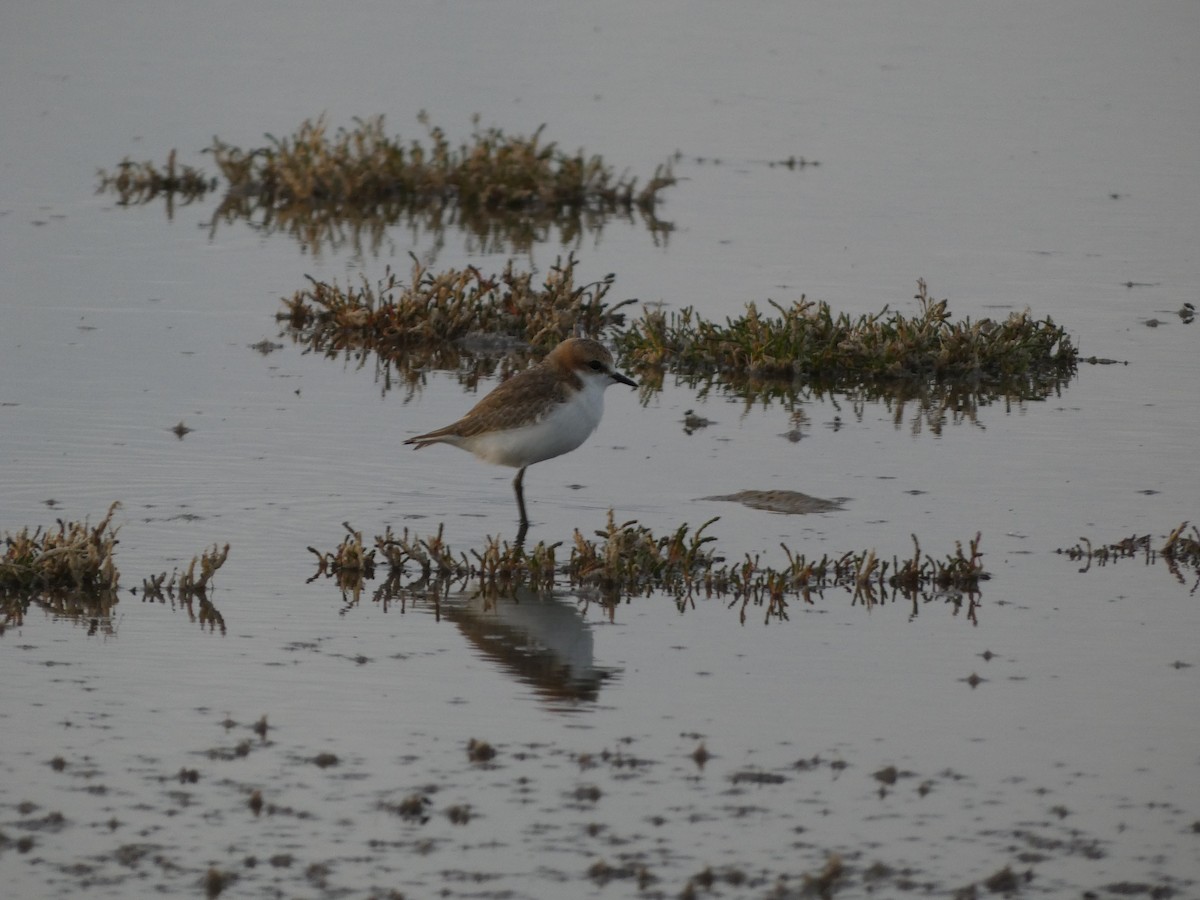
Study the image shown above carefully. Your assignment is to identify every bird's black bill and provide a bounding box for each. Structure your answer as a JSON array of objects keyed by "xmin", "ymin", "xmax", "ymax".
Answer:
[{"xmin": 611, "ymin": 371, "xmax": 638, "ymax": 388}]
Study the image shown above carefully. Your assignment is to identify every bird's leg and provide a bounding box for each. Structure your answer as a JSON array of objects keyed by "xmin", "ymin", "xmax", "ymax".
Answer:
[{"xmin": 513, "ymin": 466, "xmax": 530, "ymax": 528}]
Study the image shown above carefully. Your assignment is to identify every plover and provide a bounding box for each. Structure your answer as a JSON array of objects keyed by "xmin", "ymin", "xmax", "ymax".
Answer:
[{"xmin": 404, "ymin": 337, "xmax": 637, "ymax": 529}]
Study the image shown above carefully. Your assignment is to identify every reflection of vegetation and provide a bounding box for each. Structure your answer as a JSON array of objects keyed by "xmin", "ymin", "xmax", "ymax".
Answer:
[
  {"xmin": 1, "ymin": 503, "xmax": 121, "ymax": 635},
  {"xmin": 278, "ymin": 252, "xmax": 634, "ymax": 398},
  {"xmin": 98, "ymin": 115, "xmax": 675, "ymax": 255},
  {"xmin": 307, "ymin": 514, "xmax": 989, "ymax": 624},
  {"xmin": 657, "ymin": 365, "xmax": 1077, "ymax": 433},
  {"xmin": 1057, "ymin": 522, "xmax": 1199, "ymax": 593}
]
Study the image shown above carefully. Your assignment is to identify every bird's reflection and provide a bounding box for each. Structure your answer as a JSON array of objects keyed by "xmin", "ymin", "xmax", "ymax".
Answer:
[{"xmin": 443, "ymin": 586, "xmax": 618, "ymax": 711}]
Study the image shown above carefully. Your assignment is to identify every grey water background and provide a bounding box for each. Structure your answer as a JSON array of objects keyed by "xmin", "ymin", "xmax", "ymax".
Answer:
[{"xmin": 2, "ymin": 2, "xmax": 1198, "ymax": 897}]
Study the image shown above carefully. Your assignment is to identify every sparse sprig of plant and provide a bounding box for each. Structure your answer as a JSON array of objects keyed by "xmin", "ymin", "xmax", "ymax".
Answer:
[
  {"xmin": 471, "ymin": 534, "xmax": 561, "ymax": 595},
  {"xmin": 306, "ymin": 523, "xmax": 377, "ymax": 605},
  {"xmin": 1058, "ymin": 521, "xmax": 1199, "ymax": 593},
  {"xmin": 374, "ymin": 523, "xmax": 471, "ymax": 583},
  {"xmin": 568, "ymin": 511, "xmax": 723, "ymax": 600},
  {"xmin": 140, "ymin": 543, "xmax": 231, "ymax": 633},
  {"xmin": 96, "ymin": 150, "xmax": 216, "ymax": 205},
  {"xmin": 308, "ymin": 523, "xmax": 376, "ymax": 579}
]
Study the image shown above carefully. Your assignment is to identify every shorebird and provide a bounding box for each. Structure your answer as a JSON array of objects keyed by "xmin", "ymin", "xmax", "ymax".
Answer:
[{"xmin": 404, "ymin": 338, "xmax": 637, "ymax": 531}]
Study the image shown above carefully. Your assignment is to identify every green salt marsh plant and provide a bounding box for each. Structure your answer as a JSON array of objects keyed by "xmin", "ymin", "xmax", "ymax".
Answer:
[{"xmin": 616, "ymin": 279, "xmax": 1077, "ymax": 386}]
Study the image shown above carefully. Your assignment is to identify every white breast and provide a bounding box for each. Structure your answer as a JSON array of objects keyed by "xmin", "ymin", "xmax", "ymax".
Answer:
[{"xmin": 463, "ymin": 374, "xmax": 608, "ymax": 468}]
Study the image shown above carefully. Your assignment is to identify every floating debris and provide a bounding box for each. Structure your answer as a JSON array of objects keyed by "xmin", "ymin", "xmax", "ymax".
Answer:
[
  {"xmin": 466, "ymin": 739, "xmax": 496, "ymax": 763},
  {"xmin": 681, "ymin": 409, "xmax": 714, "ymax": 434},
  {"xmin": 701, "ymin": 490, "xmax": 845, "ymax": 515}
]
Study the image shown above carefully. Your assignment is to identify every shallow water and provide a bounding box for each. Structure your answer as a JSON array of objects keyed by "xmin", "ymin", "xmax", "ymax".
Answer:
[{"xmin": 2, "ymin": 2, "xmax": 1198, "ymax": 897}]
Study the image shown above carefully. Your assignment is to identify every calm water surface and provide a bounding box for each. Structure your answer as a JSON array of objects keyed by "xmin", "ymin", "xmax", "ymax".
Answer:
[{"xmin": 2, "ymin": 2, "xmax": 1197, "ymax": 897}]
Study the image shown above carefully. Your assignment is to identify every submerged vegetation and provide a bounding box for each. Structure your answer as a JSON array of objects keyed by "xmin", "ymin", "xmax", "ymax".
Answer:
[
  {"xmin": 309, "ymin": 512, "xmax": 989, "ymax": 624},
  {"xmin": 99, "ymin": 114, "xmax": 675, "ymax": 254}
]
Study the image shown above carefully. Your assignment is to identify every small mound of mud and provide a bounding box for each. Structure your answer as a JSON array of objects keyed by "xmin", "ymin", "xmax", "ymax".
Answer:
[{"xmin": 701, "ymin": 490, "xmax": 847, "ymax": 515}]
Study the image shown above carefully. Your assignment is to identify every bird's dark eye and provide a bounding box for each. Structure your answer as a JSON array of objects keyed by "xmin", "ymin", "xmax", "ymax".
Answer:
[{"xmin": 588, "ymin": 360, "xmax": 604, "ymax": 372}]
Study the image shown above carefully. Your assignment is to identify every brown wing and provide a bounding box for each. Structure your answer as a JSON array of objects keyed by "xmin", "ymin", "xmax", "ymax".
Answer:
[{"xmin": 405, "ymin": 363, "xmax": 577, "ymax": 444}]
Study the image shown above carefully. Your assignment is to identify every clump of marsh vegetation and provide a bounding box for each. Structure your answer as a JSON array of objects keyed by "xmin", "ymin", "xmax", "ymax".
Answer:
[
  {"xmin": 1058, "ymin": 521, "xmax": 1199, "ymax": 592},
  {"xmin": 616, "ymin": 279, "xmax": 1078, "ymax": 401},
  {"xmin": 1, "ymin": 503, "xmax": 121, "ymax": 634},
  {"xmin": 98, "ymin": 114, "xmax": 675, "ymax": 254},
  {"xmin": 307, "ymin": 513, "xmax": 989, "ymax": 624},
  {"xmin": 278, "ymin": 266, "xmax": 1081, "ymax": 424},
  {"xmin": 280, "ymin": 252, "xmax": 628, "ymax": 352},
  {"xmin": 307, "ymin": 523, "xmax": 377, "ymax": 606},
  {"xmin": 278, "ymin": 252, "xmax": 634, "ymax": 397},
  {"xmin": 0, "ymin": 504, "xmax": 236, "ymax": 636}
]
